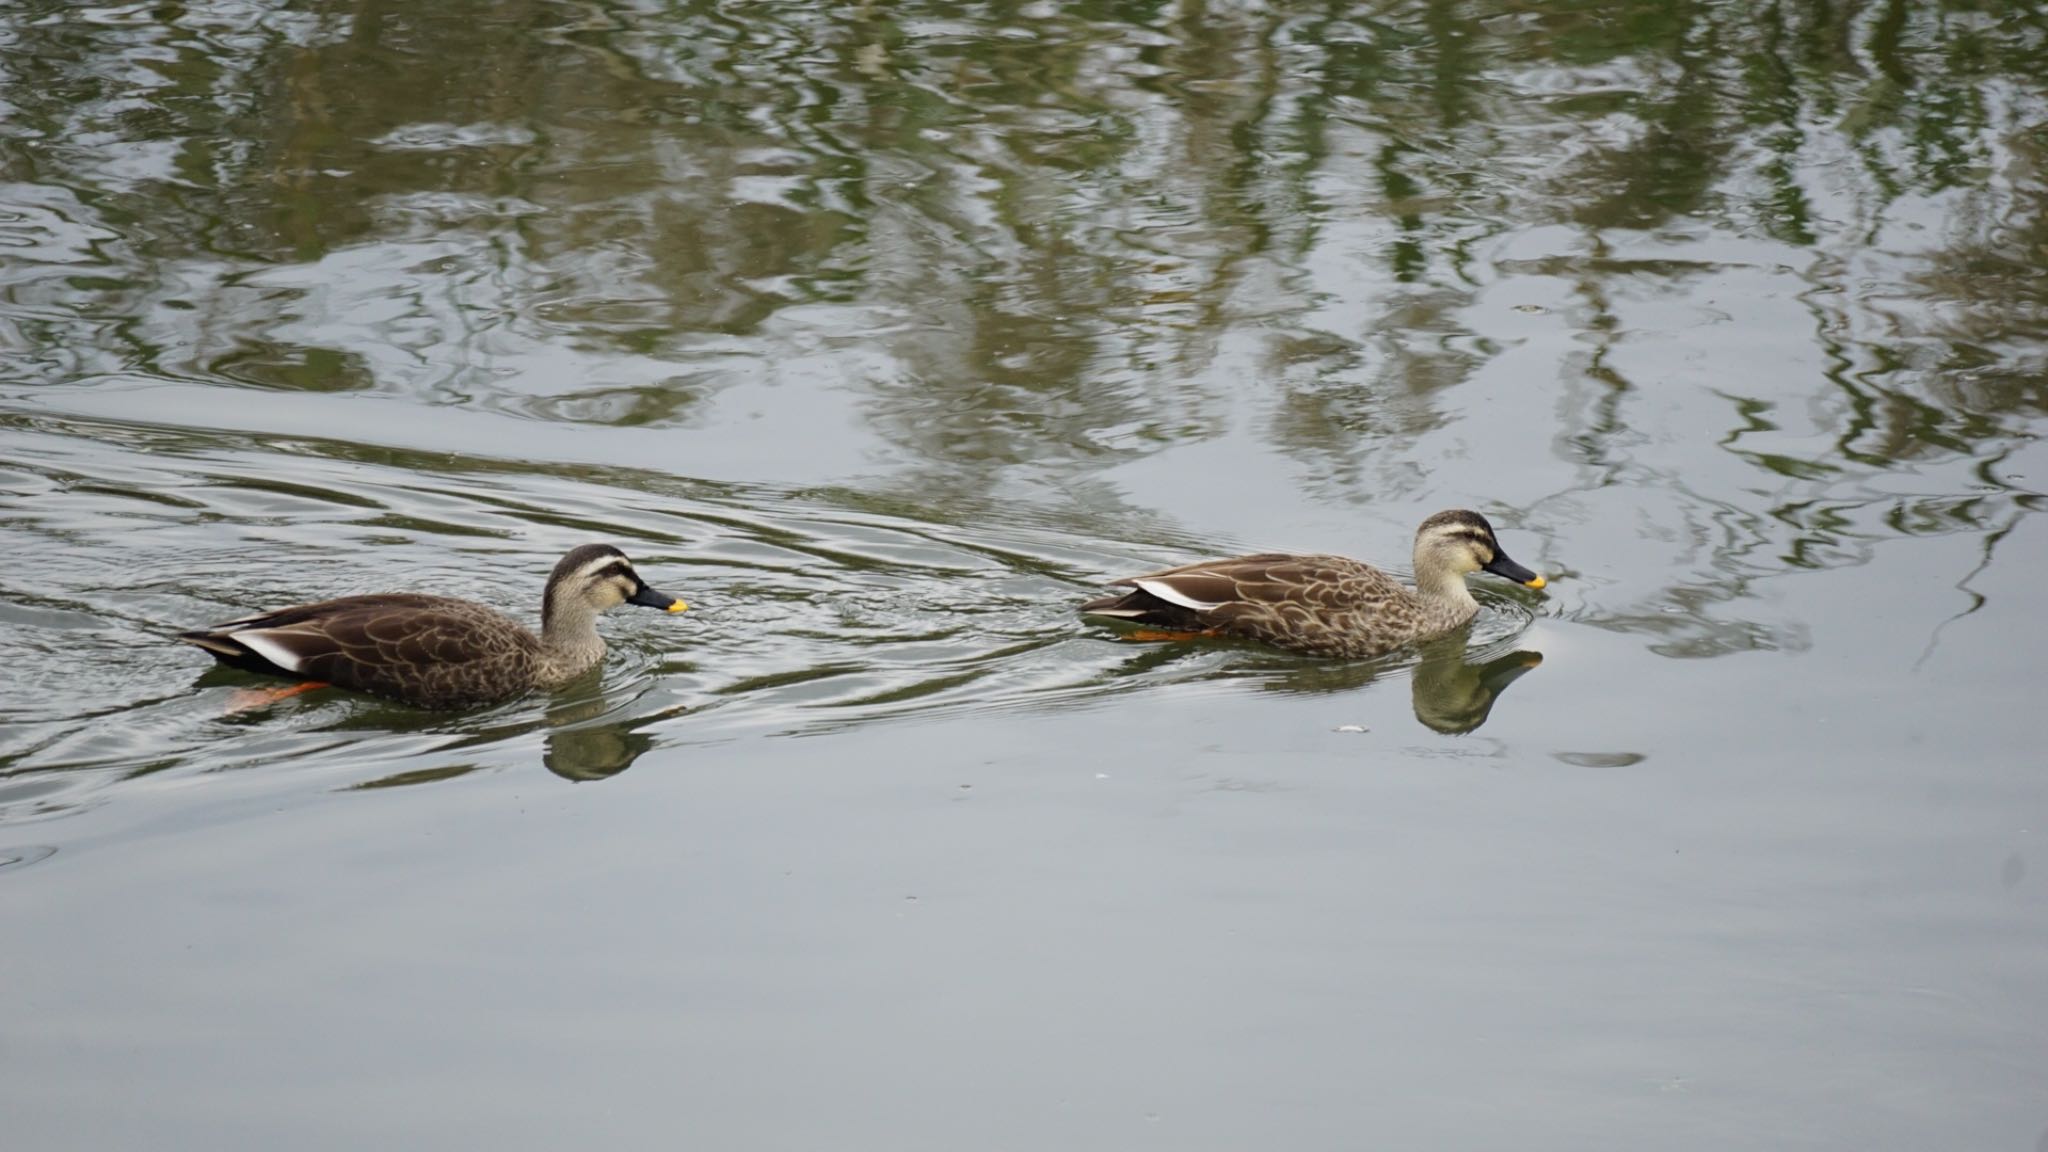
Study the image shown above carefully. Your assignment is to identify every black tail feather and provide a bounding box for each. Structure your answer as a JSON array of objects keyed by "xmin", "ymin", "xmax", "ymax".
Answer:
[
  {"xmin": 177, "ymin": 631, "xmax": 289, "ymax": 677},
  {"xmin": 1079, "ymin": 589, "xmax": 1206, "ymax": 630}
]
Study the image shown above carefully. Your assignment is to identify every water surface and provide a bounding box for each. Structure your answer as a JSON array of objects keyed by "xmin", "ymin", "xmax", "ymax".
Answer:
[{"xmin": 3, "ymin": 2, "xmax": 2047, "ymax": 1149}]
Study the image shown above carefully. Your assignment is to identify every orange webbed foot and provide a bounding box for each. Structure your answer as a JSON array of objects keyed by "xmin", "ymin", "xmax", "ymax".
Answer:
[
  {"xmin": 1121, "ymin": 628, "xmax": 1221, "ymax": 643},
  {"xmin": 225, "ymin": 681, "xmax": 332, "ymax": 714}
]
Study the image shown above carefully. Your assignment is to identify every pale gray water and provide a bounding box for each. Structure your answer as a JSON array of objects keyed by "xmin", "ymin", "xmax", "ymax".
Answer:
[{"xmin": 3, "ymin": 2, "xmax": 2047, "ymax": 1148}]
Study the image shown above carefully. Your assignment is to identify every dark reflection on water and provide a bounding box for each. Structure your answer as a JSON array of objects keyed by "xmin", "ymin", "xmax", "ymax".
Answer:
[
  {"xmin": 1, "ymin": 1, "xmax": 2037, "ymax": 624},
  {"xmin": 542, "ymin": 720, "xmax": 656, "ymax": 783},
  {"xmin": 1087, "ymin": 618, "xmax": 1543, "ymax": 731},
  {"xmin": 1411, "ymin": 643, "xmax": 1544, "ymax": 736},
  {"xmin": 0, "ymin": 0, "xmax": 2040, "ymax": 802},
  {"xmin": 0, "ymin": 0, "xmax": 2038, "ymax": 786}
]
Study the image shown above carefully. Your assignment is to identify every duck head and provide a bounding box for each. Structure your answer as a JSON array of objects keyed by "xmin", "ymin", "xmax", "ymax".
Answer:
[{"xmin": 1413, "ymin": 509, "xmax": 1546, "ymax": 590}]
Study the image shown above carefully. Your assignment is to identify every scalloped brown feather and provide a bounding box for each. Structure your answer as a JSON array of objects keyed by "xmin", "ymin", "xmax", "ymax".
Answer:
[
  {"xmin": 1080, "ymin": 552, "xmax": 1478, "ymax": 660},
  {"xmin": 180, "ymin": 594, "xmax": 546, "ymax": 710}
]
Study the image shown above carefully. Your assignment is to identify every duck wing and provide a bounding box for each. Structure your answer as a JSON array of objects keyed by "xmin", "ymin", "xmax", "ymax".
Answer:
[
  {"xmin": 179, "ymin": 594, "xmax": 539, "ymax": 707},
  {"xmin": 1082, "ymin": 553, "xmax": 1420, "ymax": 657},
  {"xmin": 1090, "ymin": 553, "xmax": 1403, "ymax": 614}
]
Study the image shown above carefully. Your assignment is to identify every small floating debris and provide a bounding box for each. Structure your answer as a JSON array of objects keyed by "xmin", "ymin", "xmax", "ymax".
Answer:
[
  {"xmin": 1552, "ymin": 751, "xmax": 1646, "ymax": 768},
  {"xmin": 1333, "ymin": 724, "xmax": 1368, "ymax": 734}
]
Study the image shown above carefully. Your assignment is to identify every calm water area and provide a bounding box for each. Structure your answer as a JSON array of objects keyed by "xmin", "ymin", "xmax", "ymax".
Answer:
[{"xmin": 3, "ymin": 1, "xmax": 2047, "ymax": 1147}]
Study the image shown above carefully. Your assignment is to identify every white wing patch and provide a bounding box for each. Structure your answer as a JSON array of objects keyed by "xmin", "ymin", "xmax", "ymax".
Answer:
[
  {"xmin": 233, "ymin": 630, "xmax": 307, "ymax": 674},
  {"xmin": 1133, "ymin": 577, "xmax": 1227, "ymax": 611}
]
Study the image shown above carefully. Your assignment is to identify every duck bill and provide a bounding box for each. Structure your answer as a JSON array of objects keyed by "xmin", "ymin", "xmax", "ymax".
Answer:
[
  {"xmin": 628, "ymin": 584, "xmax": 689, "ymax": 613},
  {"xmin": 1483, "ymin": 554, "xmax": 1547, "ymax": 590}
]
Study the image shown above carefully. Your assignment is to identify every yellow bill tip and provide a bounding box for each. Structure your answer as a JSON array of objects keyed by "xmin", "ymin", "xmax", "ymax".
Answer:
[
  {"xmin": 666, "ymin": 599, "xmax": 688, "ymax": 613},
  {"xmin": 1524, "ymin": 575, "xmax": 1547, "ymax": 590}
]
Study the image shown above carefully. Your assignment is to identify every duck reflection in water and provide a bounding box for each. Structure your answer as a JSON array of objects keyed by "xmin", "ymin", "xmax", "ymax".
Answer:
[
  {"xmin": 544, "ymin": 723, "xmax": 655, "ymax": 781},
  {"xmin": 540, "ymin": 695, "xmax": 667, "ymax": 782},
  {"xmin": 1409, "ymin": 643, "xmax": 1544, "ymax": 735},
  {"xmin": 337, "ymin": 691, "xmax": 669, "ymax": 789},
  {"xmin": 1248, "ymin": 629, "xmax": 1543, "ymax": 734}
]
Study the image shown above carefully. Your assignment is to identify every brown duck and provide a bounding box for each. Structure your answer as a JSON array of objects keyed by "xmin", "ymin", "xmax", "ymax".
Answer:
[
  {"xmin": 178, "ymin": 543, "xmax": 687, "ymax": 710},
  {"xmin": 1081, "ymin": 509, "xmax": 1546, "ymax": 659}
]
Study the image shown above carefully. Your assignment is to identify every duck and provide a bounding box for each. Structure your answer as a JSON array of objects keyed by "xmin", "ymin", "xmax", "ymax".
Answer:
[
  {"xmin": 178, "ymin": 543, "xmax": 687, "ymax": 710},
  {"xmin": 1080, "ymin": 509, "xmax": 1546, "ymax": 659}
]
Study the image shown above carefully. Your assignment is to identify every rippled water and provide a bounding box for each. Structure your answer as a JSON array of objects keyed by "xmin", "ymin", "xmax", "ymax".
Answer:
[
  {"xmin": 0, "ymin": 411, "xmax": 1542, "ymax": 806},
  {"xmin": 4, "ymin": 2, "xmax": 2047, "ymax": 1148}
]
